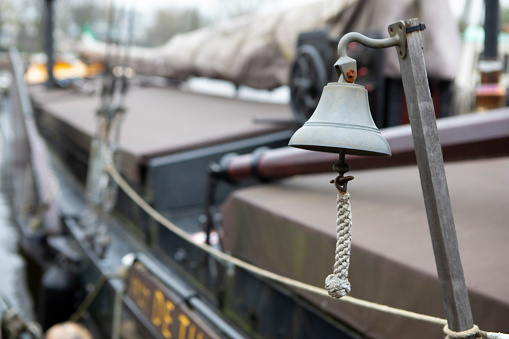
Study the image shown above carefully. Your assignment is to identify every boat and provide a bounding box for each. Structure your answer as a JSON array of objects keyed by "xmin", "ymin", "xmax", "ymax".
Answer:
[{"xmin": 2, "ymin": 0, "xmax": 509, "ymax": 338}]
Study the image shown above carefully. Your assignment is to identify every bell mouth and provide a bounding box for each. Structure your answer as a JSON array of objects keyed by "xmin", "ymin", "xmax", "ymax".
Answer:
[
  {"xmin": 288, "ymin": 81, "xmax": 392, "ymax": 157},
  {"xmin": 290, "ymin": 144, "xmax": 390, "ymax": 157}
]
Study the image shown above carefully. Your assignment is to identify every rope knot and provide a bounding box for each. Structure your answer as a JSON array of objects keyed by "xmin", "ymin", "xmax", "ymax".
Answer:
[
  {"xmin": 443, "ymin": 324, "xmax": 487, "ymax": 339},
  {"xmin": 325, "ymin": 274, "xmax": 351, "ymax": 298}
]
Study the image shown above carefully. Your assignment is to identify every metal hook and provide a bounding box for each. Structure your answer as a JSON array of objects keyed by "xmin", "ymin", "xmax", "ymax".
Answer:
[
  {"xmin": 331, "ymin": 175, "xmax": 354, "ymax": 193},
  {"xmin": 331, "ymin": 150, "xmax": 354, "ymax": 192}
]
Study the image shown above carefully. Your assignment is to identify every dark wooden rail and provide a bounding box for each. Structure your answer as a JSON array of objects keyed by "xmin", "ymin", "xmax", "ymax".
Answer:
[{"xmin": 219, "ymin": 109, "xmax": 509, "ymax": 182}]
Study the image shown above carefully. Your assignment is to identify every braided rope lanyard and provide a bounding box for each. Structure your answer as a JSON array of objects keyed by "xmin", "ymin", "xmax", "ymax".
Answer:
[
  {"xmin": 325, "ymin": 152, "xmax": 354, "ymax": 298},
  {"xmin": 325, "ymin": 185, "xmax": 353, "ymax": 298}
]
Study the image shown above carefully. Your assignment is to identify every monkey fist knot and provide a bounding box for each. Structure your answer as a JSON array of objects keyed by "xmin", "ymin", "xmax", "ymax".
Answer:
[{"xmin": 325, "ymin": 274, "xmax": 351, "ymax": 298}]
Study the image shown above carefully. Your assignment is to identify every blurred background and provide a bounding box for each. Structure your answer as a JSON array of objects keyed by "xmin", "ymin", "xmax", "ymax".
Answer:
[{"xmin": 0, "ymin": 0, "xmax": 504, "ymax": 57}]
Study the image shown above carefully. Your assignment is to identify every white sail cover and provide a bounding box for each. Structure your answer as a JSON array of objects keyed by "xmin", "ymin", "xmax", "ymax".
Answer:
[{"xmin": 77, "ymin": 0, "xmax": 460, "ymax": 89}]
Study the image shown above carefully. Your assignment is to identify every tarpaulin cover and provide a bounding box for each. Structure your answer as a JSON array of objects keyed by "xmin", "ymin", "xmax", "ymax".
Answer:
[{"xmin": 77, "ymin": 0, "xmax": 460, "ymax": 89}]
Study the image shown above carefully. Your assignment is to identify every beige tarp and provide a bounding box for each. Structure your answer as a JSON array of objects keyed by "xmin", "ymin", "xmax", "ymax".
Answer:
[{"xmin": 78, "ymin": 0, "xmax": 460, "ymax": 89}]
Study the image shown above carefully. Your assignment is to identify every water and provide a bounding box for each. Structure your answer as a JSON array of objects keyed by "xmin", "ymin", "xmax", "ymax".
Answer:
[{"xmin": 0, "ymin": 94, "xmax": 35, "ymax": 321}]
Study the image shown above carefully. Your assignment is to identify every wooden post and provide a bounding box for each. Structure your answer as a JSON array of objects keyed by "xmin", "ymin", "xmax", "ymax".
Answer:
[{"xmin": 397, "ymin": 18, "xmax": 475, "ymax": 337}]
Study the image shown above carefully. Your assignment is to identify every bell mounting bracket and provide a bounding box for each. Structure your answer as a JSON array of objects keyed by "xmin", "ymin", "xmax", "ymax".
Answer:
[
  {"xmin": 388, "ymin": 21, "xmax": 408, "ymax": 59},
  {"xmin": 335, "ymin": 20, "xmax": 408, "ymax": 83}
]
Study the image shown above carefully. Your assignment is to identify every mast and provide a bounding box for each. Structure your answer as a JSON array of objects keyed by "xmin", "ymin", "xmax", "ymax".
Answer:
[
  {"xmin": 44, "ymin": 0, "xmax": 56, "ymax": 87},
  {"xmin": 484, "ymin": 0, "xmax": 499, "ymax": 60}
]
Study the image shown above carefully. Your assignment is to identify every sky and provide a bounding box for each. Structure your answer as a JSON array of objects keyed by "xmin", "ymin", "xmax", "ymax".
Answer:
[
  {"xmin": 104, "ymin": 0, "xmax": 509, "ymax": 46},
  {"xmin": 138, "ymin": 0, "xmax": 315, "ymax": 12},
  {"xmin": 135, "ymin": 0, "xmax": 321, "ymax": 23},
  {"xmin": 135, "ymin": 0, "xmax": 509, "ymax": 26}
]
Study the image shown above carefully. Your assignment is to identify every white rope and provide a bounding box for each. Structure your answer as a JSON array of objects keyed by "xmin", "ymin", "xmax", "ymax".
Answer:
[
  {"xmin": 325, "ymin": 191, "xmax": 352, "ymax": 298},
  {"xmin": 103, "ymin": 154, "xmax": 509, "ymax": 338},
  {"xmin": 442, "ymin": 324, "xmax": 497, "ymax": 339},
  {"xmin": 444, "ymin": 324, "xmax": 481, "ymax": 338},
  {"xmin": 487, "ymin": 334, "xmax": 509, "ymax": 339},
  {"xmin": 443, "ymin": 324, "xmax": 509, "ymax": 339}
]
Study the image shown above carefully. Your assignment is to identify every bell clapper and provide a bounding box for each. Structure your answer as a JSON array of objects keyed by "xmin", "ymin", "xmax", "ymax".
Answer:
[{"xmin": 331, "ymin": 150, "xmax": 354, "ymax": 193}]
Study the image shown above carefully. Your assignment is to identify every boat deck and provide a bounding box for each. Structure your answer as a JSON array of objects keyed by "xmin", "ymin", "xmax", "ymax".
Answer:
[
  {"xmin": 222, "ymin": 156, "xmax": 509, "ymax": 338},
  {"xmin": 29, "ymin": 81, "xmax": 509, "ymax": 338},
  {"xmin": 30, "ymin": 84, "xmax": 293, "ymax": 182}
]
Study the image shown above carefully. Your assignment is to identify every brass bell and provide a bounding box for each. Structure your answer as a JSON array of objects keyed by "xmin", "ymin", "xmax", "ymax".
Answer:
[{"xmin": 289, "ymin": 82, "xmax": 391, "ymax": 157}]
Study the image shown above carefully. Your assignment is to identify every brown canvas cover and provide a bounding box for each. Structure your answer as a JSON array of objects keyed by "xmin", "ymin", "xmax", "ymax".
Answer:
[
  {"xmin": 77, "ymin": 0, "xmax": 460, "ymax": 89},
  {"xmin": 221, "ymin": 157, "xmax": 509, "ymax": 338}
]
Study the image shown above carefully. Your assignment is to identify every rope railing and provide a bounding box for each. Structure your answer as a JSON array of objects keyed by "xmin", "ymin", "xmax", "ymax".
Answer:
[{"xmin": 103, "ymin": 152, "xmax": 508, "ymax": 339}]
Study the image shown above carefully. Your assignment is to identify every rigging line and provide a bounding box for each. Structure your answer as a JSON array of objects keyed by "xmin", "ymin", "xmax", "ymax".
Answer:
[
  {"xmin": 112, "ymin": 0, "xmax": 123, "ymax": 68},
  {"xmin": 100, "ymin": 0, "xmax": 118, "ymax": 112},
  {"xmin": 117, "ymin": 0, "xmax": 136, "ymax": 109},
  {"xmin": 103, "ymin": 153, "xmax": 449, "ymax": 326},
  {"xmin": 116, "ymin": 0, "xmax": 127, "ymax": 68},
  {"xmin": 104, "ymin": 0, "xmax": 116, "ymax": 75},
  {"xmin": 120, "ymin": 0, "xmax": 135, "ymax": 66},
  {"xmin": 123, "ymin": 0, "xmax": 136, "ymax": 68}
]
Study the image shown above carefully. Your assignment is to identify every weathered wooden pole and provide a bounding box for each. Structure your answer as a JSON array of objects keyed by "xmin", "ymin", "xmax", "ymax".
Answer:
[
  {"xmin": 397, "ymin": 18, "xmax": 475, "ymax": 337},
  {"xmin": 287, "ymin": 17, "xmax": 476, "ymax": 336}
]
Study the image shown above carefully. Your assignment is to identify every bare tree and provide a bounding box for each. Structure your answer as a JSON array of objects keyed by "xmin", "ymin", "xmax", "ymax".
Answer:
[
  {"xmin": 55, "ymin": 0, "xmax": 108, "ymax": 40},
  {"xmin": 8, "ymin": 0, "xmax": 43, "ymax": 52},
  {"xmin": 143, "ymin": 7, "xmax": 206, "ymax": 47},
  {"xmin": 0, "ymin": 0, "xmax": 21, "ymax": 49}
]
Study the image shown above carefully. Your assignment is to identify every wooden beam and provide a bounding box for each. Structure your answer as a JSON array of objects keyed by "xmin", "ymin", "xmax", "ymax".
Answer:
[{"xmin": 397, "ymin": 18, "xmax": 475, "ymax": 336}]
